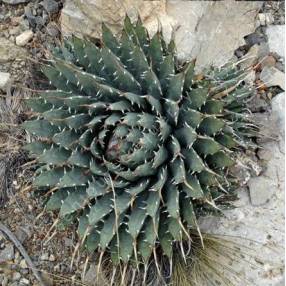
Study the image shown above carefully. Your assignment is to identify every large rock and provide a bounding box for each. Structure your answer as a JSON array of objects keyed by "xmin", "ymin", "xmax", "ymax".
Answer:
[
  {"xmin": 166, "ymin": 0, "xmax": 262, "ymax": 70},
  {"xmin": 61, "ymin": 0, "xmax": 166, "ymax": 38},
  {"xmin": 266, "ymin": 25, "xmax": 285, "ymax": 57},
  {"xmin": 270, "ymin": 92, "xmax": 285, "ymax": 155},
  {"xmin": 271, "ymin": 92, "xmax": 285, "ymax": 138},
  {"xmin": 260, "ymin": 66, "xmax": 285, "ymax": 90},
  {"xmin": 61, "ymin": 0, "xmax": 262, "ymax": 71},
  {"xmin": 248, "ymin": 176, "xmax": 276, "ymax": 206}
]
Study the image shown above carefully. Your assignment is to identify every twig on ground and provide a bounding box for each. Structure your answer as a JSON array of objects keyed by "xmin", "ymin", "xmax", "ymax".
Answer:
[{"xmin": 0, "ymin": 222, "xmax": 46, "ymax": 286}]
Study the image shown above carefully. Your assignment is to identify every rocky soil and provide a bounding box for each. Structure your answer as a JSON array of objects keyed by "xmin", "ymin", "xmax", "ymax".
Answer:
[{"xmin": 0, "ymin": 1, "xmax": 285, "ymax": 285}]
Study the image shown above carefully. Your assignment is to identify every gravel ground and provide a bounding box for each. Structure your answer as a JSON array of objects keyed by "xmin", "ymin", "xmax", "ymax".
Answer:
[
  {"xmin": 0, "ymin": 1, "xmax": 89, "ymax": 285},
  {"xmin": 0, "ymin": 1, "xmax": 284, "ymax": 286}
]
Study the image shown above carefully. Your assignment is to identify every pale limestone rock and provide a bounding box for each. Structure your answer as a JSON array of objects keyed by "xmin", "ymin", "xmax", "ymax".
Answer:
[
  {"xmin": 165, "ymin": 0, "xmax": 208, "ymax": 64},
  {"xmin": 258, "ymin": 13, "xmax": 274, "ymax": 26},
  {"xmin": 271, "ymin": 92, "xmax": 285, "ymax": 138},
  {"xmin": 260, "ymin": 66, "xmax": 285, "ymax": 90},
  {"xmin": 258, "ymin": 13, "xmax": 267, "ymax": 26},
  {"xmin": 15, "ymin": 30, "xmax": 34, "ymax": 46},
  {"xmin": 144, "ymin": 13, "xmax": 175, "ymax": 44},
  {"xmin": 61, "ymin": 0, "xmax": 166, "ymax": 38},
  {"xmin": 49, "ymin": 254, "xmax": 56, "ymax": 262},
  {"xmin": 166, "ymin": 0, "xmax": 262, "ymax": 70},
  {"xmin": 19, "ymin": 259, "xmax": 28, "ymax": 269},
  {"xmin": 0, "ymin": 72, "xmax": 11, "ymax": 91},
  {"xmin": 266, "ymin": 25, "xmax": 285, "ymax": 57},
  {"xmin": 61, "ymin": 0, "xmax": 262, "ymax": 71},
  {"xmin": 248, "ymin": 176, "xmax": 276, "ymax": 206},
  {"xmin": 19, "ymin": 278, "xmax": 30, "ymax": 285}
]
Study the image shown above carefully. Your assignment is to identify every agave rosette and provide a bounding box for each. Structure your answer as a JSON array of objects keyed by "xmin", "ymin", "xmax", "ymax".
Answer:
[{"xmin": 23, "ymin": 16, "xmax": 255, "ymax": 266}]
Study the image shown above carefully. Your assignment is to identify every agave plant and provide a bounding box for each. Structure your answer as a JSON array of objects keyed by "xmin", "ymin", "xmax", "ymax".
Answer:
[{"xmin": 23, "ymin": 15, "xmax": 256, "ymax": 282}]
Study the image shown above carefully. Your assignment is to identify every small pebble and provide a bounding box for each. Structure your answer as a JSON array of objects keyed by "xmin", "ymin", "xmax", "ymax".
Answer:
[
  {"xmin": 49, "ymin": 254, "xmax": 56, "ymax": 262},
  {"xmin": 258, "ymin": 13, "xmax": 266, "ymax": 26},
  {"xmin": 0, "ymin": 71, "xmax": 11, "ymax": 91},
  {"xmin": 16, "ymin": 30, "xmax": 33, "ymax": 46},
  {"xmin": 40, "ymin": 253, "xmax": 49, "ymax": 261},
  {"xmin": 14, "ymin": 208, "xmax": 21, "ymax": 214},
  {"xmin": 14, "ymin": 251, "xmax": 20, "ymax": 263},
  {"xmin": 12, "ymin": 272, "xmax": 21, "ymax": 281},
  {"xmin": 19, "ymin": 259, "xmax": 28, "ymax": 269},
  {"xmin": 265, "ymin": 13, "xmax": 275, "ymax": 25},
  {"xmin": 257, "ymin": 13, "xmax": 274, "ymax": 26},
  {"xmin": 19, "ymin": 278, "xmax": 30, "ymax": 285}
]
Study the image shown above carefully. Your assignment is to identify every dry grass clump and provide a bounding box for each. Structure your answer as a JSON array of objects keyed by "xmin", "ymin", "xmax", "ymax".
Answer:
[
  {"xmin": 0, "ymin": 87, "xmax": 28, "ymax": 205},
  {"xmin": 171, "ymin": 232, "xmax": 283, "ymax": 286}
]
